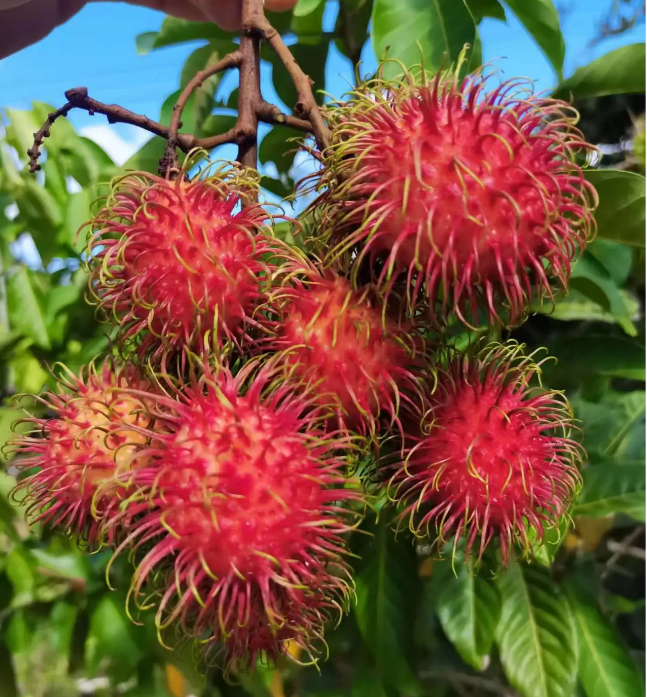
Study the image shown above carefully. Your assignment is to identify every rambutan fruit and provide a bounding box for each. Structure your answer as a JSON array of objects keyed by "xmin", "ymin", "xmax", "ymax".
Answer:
[
  {"xmin": 86, "ymin": 163, "xmax": 288, "ymax": 358},
  {"xmin": 9, "ymin": 361, "xmax": 154, "ymax": 546},
  {"xmin": 261, "ymin": 261, "xmax": 425, "ymax": 435},
  {"xmin": 312, "ymin": 62, "xmax": 598, "ymax": 327},
  {"xmin": 389, "ymin": 342, "xmax": 583, "ymax": 564},
  {"xmin": 109, "ymin": 358, "xmax": 361, "ymax": 671}
]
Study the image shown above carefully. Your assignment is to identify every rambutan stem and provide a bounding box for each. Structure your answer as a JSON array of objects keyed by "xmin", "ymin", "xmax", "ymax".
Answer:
[
  {"xmin": 162, "ymin": 50, "xmax": 243, "ymax": 176},
  {"xmin": 26, "ymin": 0, "xmax": 331, "ymax": 174}
]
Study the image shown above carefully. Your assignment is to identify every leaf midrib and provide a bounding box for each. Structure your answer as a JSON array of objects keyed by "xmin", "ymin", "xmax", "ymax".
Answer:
[
  {"xmin": 574, "ymin": 605, "xmax": 617, "ymax": 697},
  {"xmin": 520, "ymin": 569, "xmax": 550, "ymax": 697}
]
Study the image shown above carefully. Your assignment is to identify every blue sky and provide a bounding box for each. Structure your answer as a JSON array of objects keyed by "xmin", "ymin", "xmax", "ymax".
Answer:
[{"xmin": 0, "ymin": 0, "xmax": 644, "ymax": 165}]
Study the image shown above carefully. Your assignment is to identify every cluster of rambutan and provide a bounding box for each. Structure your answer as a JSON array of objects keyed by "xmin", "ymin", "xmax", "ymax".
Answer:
[{"xmin": 8, "ymin": 62, "xmax": 596, "ymax": 673}]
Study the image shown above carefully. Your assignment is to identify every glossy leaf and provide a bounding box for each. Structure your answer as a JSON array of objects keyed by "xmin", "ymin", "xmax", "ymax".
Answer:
[
  {"xmin": 585, "ymin": 170, "xmax": 645, "ymax": 248},
  {"xmin": 372, "ymin": 0, "xmax": 476, "ymax": 79},
  {"xmin": 574, "ymin": 461, "xmax": 645, "ymax": 521},
  {"xmin": 353, "ymin": 516, "xmax": 420, "ymax": 693},
  {"xmin": 432, "ymin": 561, "xmax": 501, "ymax": 671},
  {"xmin": 465, "ymin": 0, "xmax": 506, "ymax": 22},
  {"xmin": 565, "ymin": 578, "xmax": 644, "ymax": 697},
  {"xmin": 554, "ymin": 43, "xmax": 646, "ymax": 100},
  {"xmin": 294, "ymin": 0, "xmax": 325, "ymax": 17},
  {"xmin": 496, "ymin": 563, "xmax": 578, "ymax": 697},
  {"xmin": 143, "ymin": 18, "xmax": 228, "ymax": 51},
  {"xmin": 501, "ymin": 0, "xmax": 565, "ymax": 79}
]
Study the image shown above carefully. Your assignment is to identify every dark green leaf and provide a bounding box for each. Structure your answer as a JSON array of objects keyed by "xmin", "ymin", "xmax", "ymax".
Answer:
[
  {"xmin": 496, "ymin": 563, "xmax": 577, "ymax": 697},
  {"xmin": 575, "ymin": 461, "xmax": 645, "ymax": 521},
  {"xmin": 465, "ymin": 0, "xmax": 506, "ymax": 22},
  {"xmin": 353, "ymin": 517, "xmax": 421, "ymax": 693},
  {"xmin": 546, "ymin": 336, "xmax": 645, "ymax": 384},
  {"xmin": 501, "ymin": 0, "xmax": 565, "ymax": 79},
  {"xmin": 565, "ymin": 577, "xmax": 644, "ymax": 697},
  {"xmin": 291, "ymin": 0, "xmax": 326, "ymax": 37},
  {"xmin": 201, "ymin": 113, "xmax": 238, "ymax": 140},
  {"xmin": 335, "ymin": 0, "xmax": 372, "ymax": 64},
  {"xmin": 259, "ymin": 125, "xmax": 303, "ymax": 174},
  {"xmin": 432, "ymin": 560, "xmax": 501, "ymax": 671},
  {"xmin": 7, "ymin": 267, "xmax": 50, "ymax": 349},
  {"xmin": 265, "ymin": 42, "xmax": 330, "ymax": 109},
  {"xmin": 585, "ymin": 170, "xmax": 645, "ymax": 248},
  {"xmin": 372, "ymin": 0, "xmax": 476, "ymax": 78},
  {"xmin": 554, "ymin": 44, "xmax": 646, "ymax": 100}
]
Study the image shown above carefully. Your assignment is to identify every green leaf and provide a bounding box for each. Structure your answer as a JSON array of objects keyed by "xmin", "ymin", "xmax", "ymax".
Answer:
[
  {"xmin": 335, "ymin": 0, "xmax": 372, "ymax": 64},
  {"xmin": 568, "ymin": 252, "xmax": 638, "ymax": 336},
  {"xmin": 259, "ymin": 125, "xmax": 303, "ymax": 174},
  {"xmin": 587, "ymin": 239, "xmax": 634, "ymax": 286},
  {"xmin": 123, "ymin": 136, "xmax": 164, "ymax": 172},
  {"xmin": 432, "ymin": 560, "xmax": 501, "ymax": 671},
  {"xmin": 149, "ymin": 18, "xmax": 229, "ymax": 50},
  {"xmin": 501, "ymin": 0, "xmax": 564, "ymax": 79},
  {"xmin": 554, "ymin": 44, "xmax": 646, "ymax": 100},
  {"xmin": 546, "ymin": 336, "xmax": 645, "ymax": 384},
  {"xmin": 465, "ymin": 0, "xmax": 506, "ymax": 22},
  {"xmin": 496, "ymin": 563, "xmax": 577, "ymax": 697},
  {"xmin": 63, "ymin": 189, "xmax": 92, "ymax": 253},
  {"xmin": 265, "ymin": 41, "xmax": 329, "ymax": 109},
  {"xmin": 4, "ymin": 108, "xmax": 41, "ymax": 157},
  {"xmin": 135, "ymin": 31, "xmax": 158, "ymax": 55},
  {"xmin": 85, "ymin": 595, "xmax": 143, "ymax": 681},
  {"xmin": 573, "ymin": 391, "xmax": 645, "ymax": 462},
  {"xmin": 353, "ymin": 517, "xmax": 421, "ymax": 693},
  {"xmin": 574, "ymin": 461, "xmax": 645, "ymax": 521},
  {"xmin": 565, "ymin": 578, "xmax": 644, "ymax": 697},
  {"xmin": 371, "ymin": 0, "xmax": 476, "ymax": 78},
  {"xmin": 585, "ymin": 170, "xmax": 645, "ymax": 248},
  {"xmin": 294, "ymin": 0, "xmax": 325, "ymax": 17},
  {"xmin": 7, "ymin": 267, "xmax": 50, "ymax": 349}
]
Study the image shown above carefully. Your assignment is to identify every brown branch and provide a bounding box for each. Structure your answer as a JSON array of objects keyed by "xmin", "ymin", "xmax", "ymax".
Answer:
[
  {"xmin": 28, "ymin": 0, "xmax": 329, "ymax": 184},
  {"xmin": 256, "ymin": 17, "xmax": 331, "ymax": 151},
  {"xmin": 257, "ymin": 101, "xmax": 312, "ymax": 132},
  {"xmin": 28, "ymin": 102, "xmax": 73, "ymax": 172},
  {"xmin": 28, "ymin": 87, "xmax": 201, "ymax": 173},
  {"xmin": 162, "ymin": 50, "xmax": 242, "ymax": 176}
]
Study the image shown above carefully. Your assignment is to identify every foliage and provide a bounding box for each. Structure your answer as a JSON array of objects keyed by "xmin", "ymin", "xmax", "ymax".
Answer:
[{"xmin": 0, "ymin": 1, "xmax": 644, "ymax": 696}]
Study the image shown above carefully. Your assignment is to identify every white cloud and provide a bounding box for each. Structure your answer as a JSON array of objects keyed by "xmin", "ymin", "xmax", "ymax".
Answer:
[{"xmin": 79, "ymin": 124, "xmax": 152, "ymax": 166}]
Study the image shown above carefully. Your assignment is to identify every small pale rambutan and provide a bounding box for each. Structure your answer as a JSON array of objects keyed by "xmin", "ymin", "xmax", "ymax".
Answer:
[
  {"xmin": 312, "ymin": 61, "xmax": 598, "ymax": 327},
  {"xmin": 109, "ymin": 358, "xmax": 360, "ymax": 670},
  {"xmin": 261, "ymin": 260, "xmax": 425, "ymax": 435},
  {"xmin": 389, "ymin": 342, "xmax": 582, "ymax": 564},
  {"xmin": 86, "ymin": 162, "xmax": 287, "ymax": 358},
  {"xmin": 9, "ymin": 361, "xmax": 153, "ymax": 545}
]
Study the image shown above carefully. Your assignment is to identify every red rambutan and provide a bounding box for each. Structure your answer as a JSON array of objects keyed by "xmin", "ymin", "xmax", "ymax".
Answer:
[
  {"xmin": 109, "ymin": 358, "xmax": 360, "ymax": 670},
  {"xmin": 312, "ymin": 62, "xmax": 598, "ymax": 327},
  {"xmin": 9, "ymin": 361, "xmax": 153, "ymax": 545},
  {"xmin": 86, "ymin": 163, "xmax": 287, "ymax": 358},
  {"xmin": 389, "ymin": 342, "xmax": 583, "ymax": 564},
  {"xmin": 262, "ymin": 261, "xmax": 425, "ymax": 434}
]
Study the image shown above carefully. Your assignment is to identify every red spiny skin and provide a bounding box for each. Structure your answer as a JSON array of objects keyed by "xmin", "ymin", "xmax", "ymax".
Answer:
[
  {"xmin": 112, "ymin": 361, "xmax": 359, "ymax": 670},
  {"xmin": 390, "ymin": 343, "xmax": 583, "ymax": 564},
  {"xmin": 87, "ymin": 169, "xmax": 285, "ymax": 358},
  {"xmin": 9, "ymin": 362, "xmax": 153, "ymax": 546},
  {"xmin": 314, "ymin": 70, "xmax": 598, "ymax": 327},
  {"xmin": 263, "ymin": 267, "xmax": 424, "ymax": 434}
]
